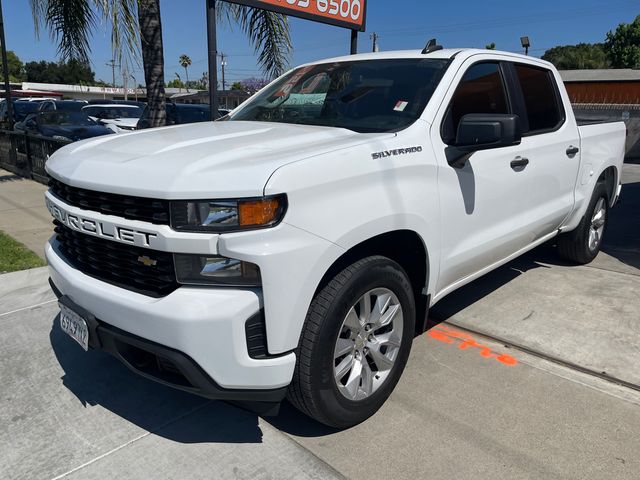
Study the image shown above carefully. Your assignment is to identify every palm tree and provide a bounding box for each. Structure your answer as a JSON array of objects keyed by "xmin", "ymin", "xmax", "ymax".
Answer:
[
  {"xmin": 179, "ymin": 54, "xmax": 192, "ymax": 92},
  {"xmin": 28, "ymin": 0, "xmax": 291, "ymax": 127}
]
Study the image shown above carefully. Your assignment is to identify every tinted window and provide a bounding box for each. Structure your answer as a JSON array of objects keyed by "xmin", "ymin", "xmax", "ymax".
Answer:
[
  {"xmin": 232, "ymin": 59, "xmax": 450, "ymax": 133},
  {"xmin": 514, "ymin": 64, "xmax": 563, "ymax": 133},
  {"xmin": 177, "ymin": 106, "xmax": 209, "ymax": 124},
  {"xmin": 443, "ymin": 62, "xmax": 509, "ymax": 144},
  {"xmin": 83, "ymin": 106, "xmax": 141, "ymax": 119},
  {"xmin": 40, "ymin": 112, "xmax": 96, "ymax": 126},
  {"xmin": 56, "ymin": 102, "xmax": 85, "ymax": 112}
]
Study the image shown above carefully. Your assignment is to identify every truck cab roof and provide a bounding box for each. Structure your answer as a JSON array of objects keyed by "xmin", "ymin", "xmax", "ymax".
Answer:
[{"xmin": 303, "ymin": 48, "xmax": 553, "ymax": 69}]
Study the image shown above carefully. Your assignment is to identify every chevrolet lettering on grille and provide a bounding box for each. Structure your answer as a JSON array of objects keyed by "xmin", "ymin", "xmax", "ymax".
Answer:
[{"xmin": 46, "ymin": 196, "xmax": 158, "ymax": 248}]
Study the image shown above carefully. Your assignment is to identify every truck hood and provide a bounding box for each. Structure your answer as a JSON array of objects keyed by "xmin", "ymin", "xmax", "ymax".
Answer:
[{"xmin": 46, "ymin": 120, "xmax": 391, "ymax": 198}]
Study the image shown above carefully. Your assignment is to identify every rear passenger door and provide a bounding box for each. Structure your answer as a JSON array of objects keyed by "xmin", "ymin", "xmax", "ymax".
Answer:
[{"xmin": 505, "ymin": 62, "xmax": 580, "ymax": 232}]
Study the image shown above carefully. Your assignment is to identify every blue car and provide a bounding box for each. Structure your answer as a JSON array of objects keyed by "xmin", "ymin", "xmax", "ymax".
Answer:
[{"xmin": 15, "ymin": 111, "xmax": 114, "ymax": 142}]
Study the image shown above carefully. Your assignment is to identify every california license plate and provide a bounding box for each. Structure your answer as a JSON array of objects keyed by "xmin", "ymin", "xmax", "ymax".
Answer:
[{"xmin": 59, "ymin": 302, "xmax": 89, "ymax": 351}]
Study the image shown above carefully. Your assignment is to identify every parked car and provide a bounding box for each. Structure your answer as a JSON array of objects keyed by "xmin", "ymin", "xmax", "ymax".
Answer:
[
  {"xmin": 87, "ymin": 99, "xmax": 146, "ymax": 108},
  {"xmin": 37, "ymin": 100, "xmax": 88, "ymax": 113},
  {"xmin": 137, "ymin": 103, "xmax": 213, "ymax": 129},
  {"xmin": 82, "ymin": 104, "xmax": 143, "ymax": 133},
  {"xmin": 44, "ymin": 48, "xmax": 625, "ymax": 428},
  {"xmin": 15, "ymin": 111, "xmax": 114, "ymax": 141},
  {"xmin": 0, "ymin": 100, "xmax": 41, "ymax": 127}
]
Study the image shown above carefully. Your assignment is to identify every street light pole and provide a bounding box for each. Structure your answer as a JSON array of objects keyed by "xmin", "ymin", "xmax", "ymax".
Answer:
[
  {"xmin": 206, "ymin": 0, "xmax": 218, "ymax": 120},
  {"xmin": 0, "ymin": 0, "xmax": 15, "ymax": 130}
]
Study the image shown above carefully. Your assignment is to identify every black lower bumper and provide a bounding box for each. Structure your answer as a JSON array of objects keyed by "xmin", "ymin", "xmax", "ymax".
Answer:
[{"xmin": 51, "ymin": 279, "xmax": 288, "ymax": 404}]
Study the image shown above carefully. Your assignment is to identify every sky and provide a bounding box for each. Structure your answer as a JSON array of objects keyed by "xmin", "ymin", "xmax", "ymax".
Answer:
[{"xmin": 2, "ymin": 0, "xmax": 638, "ymax": 86}]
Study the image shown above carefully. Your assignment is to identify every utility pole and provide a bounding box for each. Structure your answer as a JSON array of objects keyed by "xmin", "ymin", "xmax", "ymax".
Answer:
[
  {"xmin": 122, "ymin": 65, "xmax": 129, "ymax": 101},
  {"xmin": 106, "ymin": 59, "xmax": 119, "ymax": 88},
  {"xmin": 370, "ymin": 32, "xmax": 379, "ymax": 53},
  {"xmin": 0, "ymin": 0, "xmax": 15, "ymax": 130},
  {"xmin": 219, "ymin": 52, "xmax": 227, "ymax": 109},
  {"xmin": 130, "ymin": 74, "xmax": 137, "ymax": 101},
  {"xmin": 219, "ymin": 53, "xmax": 227, "ymax": 92}
]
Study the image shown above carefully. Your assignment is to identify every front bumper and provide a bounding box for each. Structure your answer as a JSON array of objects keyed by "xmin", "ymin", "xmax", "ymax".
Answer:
[{"xmin": 46, "ymin": 239, "xmax": 296, "ymax": 396}]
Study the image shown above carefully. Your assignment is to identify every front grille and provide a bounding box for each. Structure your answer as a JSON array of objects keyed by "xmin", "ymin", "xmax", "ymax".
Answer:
[
  {"xmin": 54, "ymin": 221, "xmax": 178, "ymax": 297},
  {"xmin": 49, "ymin": 178, "xmax": 170, "ymax": 225}
]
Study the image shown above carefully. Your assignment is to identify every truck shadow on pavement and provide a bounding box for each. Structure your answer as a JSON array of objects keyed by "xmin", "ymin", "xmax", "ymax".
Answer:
[
  {"xmin": 600, "ymin": 180, "xmax": 640, "ymax": 270},
  {"xmin": 49, "ymin": 318, "xmax": 337, "ymax": 443}
]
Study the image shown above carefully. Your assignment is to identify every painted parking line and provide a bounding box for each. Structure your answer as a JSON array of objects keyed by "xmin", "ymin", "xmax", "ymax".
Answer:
[{"xmin": 427, "ymin": 324, "xmax": 518, "ymax": 366}]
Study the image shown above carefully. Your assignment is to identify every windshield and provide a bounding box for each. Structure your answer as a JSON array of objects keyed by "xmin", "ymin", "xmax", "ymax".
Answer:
[
  {"xmin": 14, "ymin": 102, "xmax": 40, "ymax": 115},
  {"xmin": 83, "ymin": 106, "xmax": 142, "ymax": 119},
  {"xmin": 39, "ymin": 112, "xmax": 97, "ymax": 126},
  {"xmin": 231, "ymin": 59, "xmax": 450, "ymax": 133},
  {"xmin": 56, "ymin": 102, "xmax": 86, "ymax": 112}
]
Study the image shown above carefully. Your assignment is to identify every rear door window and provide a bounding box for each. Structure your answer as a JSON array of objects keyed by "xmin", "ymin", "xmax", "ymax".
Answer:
[
  {"xmin": 442, "ymin": 62, "xmax": 510, "ymax": 144},
  {"xmin": 513, "ymin": 64, "xmax": 564, "ymax": 134}
]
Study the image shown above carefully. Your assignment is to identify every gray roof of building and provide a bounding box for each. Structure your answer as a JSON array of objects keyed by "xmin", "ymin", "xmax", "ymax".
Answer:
[{"xmin": 560, "ymin": 69, "xmax": 640, "ymax": 82}]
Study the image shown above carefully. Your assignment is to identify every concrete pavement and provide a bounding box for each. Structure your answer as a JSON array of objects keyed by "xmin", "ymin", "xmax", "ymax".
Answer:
[
  {"xmin": 0, "ymin": 169, "xmax": 49, "ymax": 260},
  {"xmin": 1, "ymin": 274, "xmax": 639, "ymax": 480}
]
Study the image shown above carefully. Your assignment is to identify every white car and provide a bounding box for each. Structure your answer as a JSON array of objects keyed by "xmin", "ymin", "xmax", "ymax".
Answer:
[
  {"xmin": 81, "ymin": 104, "xmax": 143, "ymax": 133},
  {"xmin": 44, "ymin": 48, "xmax": 625, "ymax": 428}
]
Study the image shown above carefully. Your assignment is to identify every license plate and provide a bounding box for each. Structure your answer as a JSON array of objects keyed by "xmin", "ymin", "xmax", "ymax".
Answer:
[{"xmin": 59, "ymin": 302, "xmax": 89, "ymax": 351}]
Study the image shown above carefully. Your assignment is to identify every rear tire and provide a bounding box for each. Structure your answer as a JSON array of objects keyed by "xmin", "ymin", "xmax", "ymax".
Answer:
[
  {"xmin": 557, "ymin": 182, "xmax": 609, "ymax": 264},
  {"xmin": 287, "ymin": 256, "xmax": 415, "ymax": 428}
]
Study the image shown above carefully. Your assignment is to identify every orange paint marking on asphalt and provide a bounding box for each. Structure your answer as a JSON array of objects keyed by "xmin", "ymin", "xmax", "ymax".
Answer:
[{"xmin": 427, "ymin": 325, "xmax": 518, "ymax": 366}]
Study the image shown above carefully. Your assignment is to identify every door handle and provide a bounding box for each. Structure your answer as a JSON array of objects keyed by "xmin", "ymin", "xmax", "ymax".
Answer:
[
  {"xmin": 510, "ymin": 157, "xmax": 529, "ymax": 170},
  {"xmin": 566, "ymin": 146, "xmax": 580, "ymax": 156}
]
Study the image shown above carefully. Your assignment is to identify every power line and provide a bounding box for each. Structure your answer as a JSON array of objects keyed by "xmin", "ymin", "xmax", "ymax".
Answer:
[{"xmin": 376, "ymin": 3, "xmax": 633, "ymax": 38}]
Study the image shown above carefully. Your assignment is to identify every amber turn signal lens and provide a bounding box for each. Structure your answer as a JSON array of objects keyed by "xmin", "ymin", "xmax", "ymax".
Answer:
[{"xmin": 238, "ymin": 198, "xmax": 282, "ymax": 227}]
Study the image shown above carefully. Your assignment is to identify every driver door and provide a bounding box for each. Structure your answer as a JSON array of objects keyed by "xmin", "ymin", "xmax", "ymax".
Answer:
[{"xmin": 431, "ymin": 60, "xmax": 537, "ymax": 294}]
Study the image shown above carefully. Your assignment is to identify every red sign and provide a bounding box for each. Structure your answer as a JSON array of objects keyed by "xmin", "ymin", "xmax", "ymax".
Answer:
[{"xmin": 224, "ymin": 0, "xmax": 367, "ymax": 31}]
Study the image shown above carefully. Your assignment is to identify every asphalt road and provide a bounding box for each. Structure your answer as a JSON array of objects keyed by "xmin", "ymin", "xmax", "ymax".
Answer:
[{"xmin": 1, "ymin": 165, "xmax": 638, "ymax": 480}]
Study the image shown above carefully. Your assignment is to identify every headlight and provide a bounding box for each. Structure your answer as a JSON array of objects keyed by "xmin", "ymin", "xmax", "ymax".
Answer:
[
  {"xmin": 174, "ymin": 254, "xmax": 261, "ymax": 287},
  {"xmin": 170, "ymin": 195, "xmax": 287, "ymax": 232}
]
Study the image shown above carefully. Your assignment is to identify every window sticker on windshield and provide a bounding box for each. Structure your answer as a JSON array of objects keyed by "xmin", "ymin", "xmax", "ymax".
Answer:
[{"xmin": 394, "ymin": 101, "xmax": 409, "ymax": 112}]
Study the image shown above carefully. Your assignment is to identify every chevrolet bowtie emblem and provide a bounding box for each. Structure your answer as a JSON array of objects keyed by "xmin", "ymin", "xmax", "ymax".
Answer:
[{"xmin": 137, "ymin": 255, "xmax": 157, "ymax": 267}]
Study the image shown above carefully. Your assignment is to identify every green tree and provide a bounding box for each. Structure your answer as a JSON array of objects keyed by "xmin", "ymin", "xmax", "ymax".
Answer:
[
  {"xmin": 605, "ymin": 15, "xmax": 640, "ymax": 69},
  {"xmin": 166, "ymin": 78, "xmax": 184, "ymax": 89},
  {"xmin": 485, "ymin": 43, "xmax": 496, "ymax": 50},
  {"xmin": 29, "ymin": 0, "xmax": 291, "ymax": 128},
  {"xmin": 231, "ymin": 81, "xmax": 246, "ymax": 91},
  {"xmin": 179, "ymin": 54, "xmax": 192, "ymax": 92},
  {"xmin": 542, "ymin": 43, "xmax": 610, "ymax": 70},
  {"xmin": 24, "ymin": 59, "xmax": 96, "ymax": 84},
  {"xmin": 0, "ymin": 51, "xmax": 25, "ymax": 82}
]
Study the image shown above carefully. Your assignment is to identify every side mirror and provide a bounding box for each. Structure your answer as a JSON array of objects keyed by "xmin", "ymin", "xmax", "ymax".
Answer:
[{"xmin": 446, "ymin": 114, "xmax": 521, "ymax": 167}]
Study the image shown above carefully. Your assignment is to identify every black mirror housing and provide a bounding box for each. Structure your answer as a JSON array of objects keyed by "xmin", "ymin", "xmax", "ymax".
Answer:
[{"xmin": 447, "ymin": 114, "xmax": 522, "ymax": 167}]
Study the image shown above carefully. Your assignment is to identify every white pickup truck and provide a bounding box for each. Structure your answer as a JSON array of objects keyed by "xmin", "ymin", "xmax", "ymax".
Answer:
[{"xmin": 44, "ymin": 48, "xmax": 625, "ymax": 428}]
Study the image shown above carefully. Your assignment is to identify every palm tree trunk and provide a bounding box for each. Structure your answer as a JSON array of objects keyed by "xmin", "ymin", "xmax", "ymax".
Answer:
[
  {"xmin": 184, "ymin": 67, "xmax": 189, "ymax": 92},
  {"xmin": 138, "ymin": 0, "xmax": 166, "ymax": 127}
]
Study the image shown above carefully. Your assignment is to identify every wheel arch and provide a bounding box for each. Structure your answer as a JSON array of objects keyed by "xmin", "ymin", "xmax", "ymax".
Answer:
[
  {"xmin": 598, "ymin": 165, "xmax": 618, "ymax": 206},
  {"xmin": 314, "ymin": 230, "xmax": 431, "ymax": 336}
]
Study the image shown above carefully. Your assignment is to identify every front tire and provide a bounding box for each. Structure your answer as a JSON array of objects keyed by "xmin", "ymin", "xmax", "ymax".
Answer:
[
  {"xmin": 287, "ymin": 256, "xmax": 415, "ymax": 428},
  {"xmin": 557, "ymin": 182, "xmax": 609, "ymax": 264}
]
